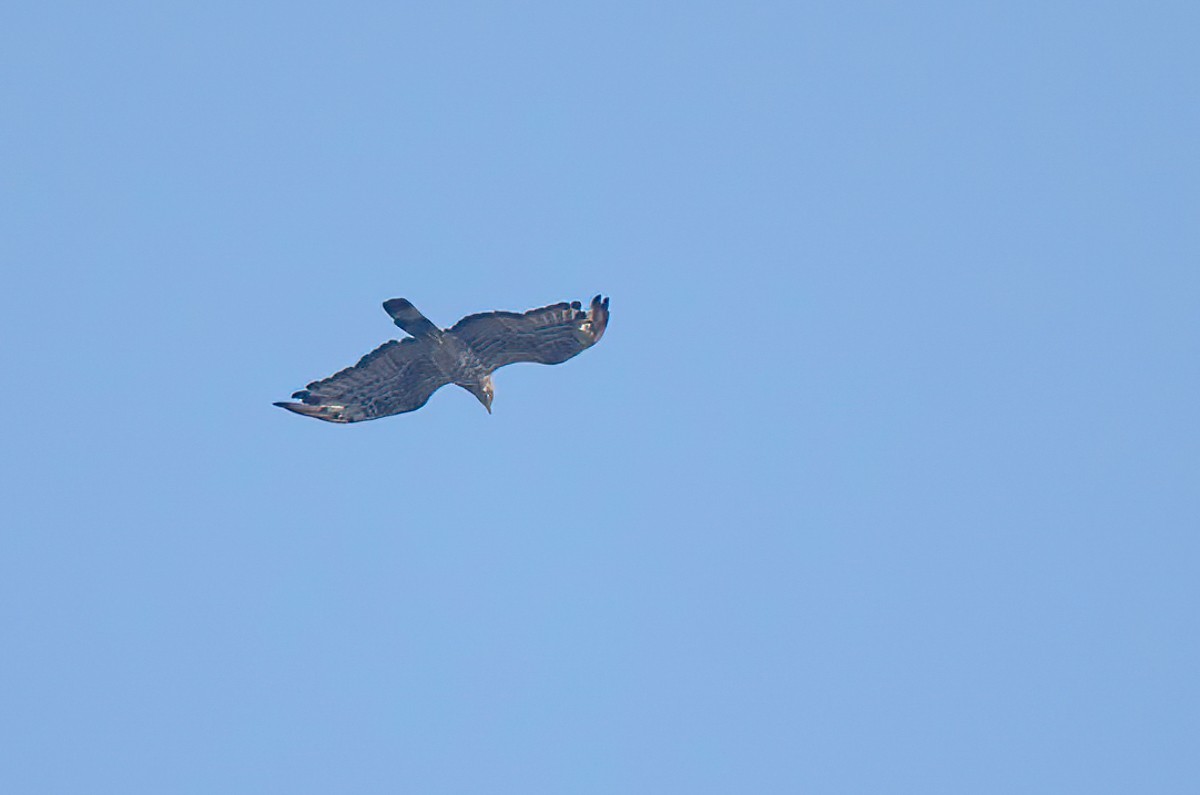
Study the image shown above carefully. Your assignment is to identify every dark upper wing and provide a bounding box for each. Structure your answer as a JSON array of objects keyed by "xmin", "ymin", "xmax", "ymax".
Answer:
[
  {"xmin": 274, "ymin": 336, "xmax": 451, "ymax": 423},
  {"xmin": 449, "ymin": 295, "xmax": 610, "ymax": 371}
]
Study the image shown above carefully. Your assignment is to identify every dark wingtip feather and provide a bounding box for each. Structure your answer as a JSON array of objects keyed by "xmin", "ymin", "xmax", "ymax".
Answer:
[
  {"xmin": 587, "ymin": 293, "xmax": 610, "ymax": 343},
  {"xmin": 570, "ymin": 300, "xmax": 581, "ymax": 310},
  {"xmin": 273, "ymin": 401, "xmax": 349, "ymax": 423}
]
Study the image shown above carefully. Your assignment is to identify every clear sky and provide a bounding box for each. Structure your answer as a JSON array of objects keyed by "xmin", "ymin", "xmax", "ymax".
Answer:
[{"xmin": 2, "ymin": 2, "xmax": 1197, "ymax": 792}]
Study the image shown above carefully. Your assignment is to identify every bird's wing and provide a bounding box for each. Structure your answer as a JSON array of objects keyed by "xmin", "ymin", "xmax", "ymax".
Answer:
[
  {"xmin": 274, "ymin": 337, "xmax": 451, "ymax": 423},
  {"xmin": 449, "ymin": 295, "xmax": 610, "ymax": 371}
]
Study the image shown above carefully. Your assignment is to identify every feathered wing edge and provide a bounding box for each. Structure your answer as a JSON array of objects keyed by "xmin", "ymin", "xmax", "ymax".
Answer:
[
  {"xmin": 449, "ymin": 294, "xmax": 610, "ymax": 370},
  {"xmin": 273, "ymin": 336, "xmax": 450, "ymax": 423},
  {"xmin": 272, "ymin": 400, "xmax": 351, "ymax": 423},
  {"xmin": 585, "ymin": 294, "xmax": 609, "ymax": 344}
]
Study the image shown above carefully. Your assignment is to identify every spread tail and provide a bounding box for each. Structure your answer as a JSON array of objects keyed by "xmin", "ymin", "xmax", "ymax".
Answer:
[{"xmin": 382, "ymin": 298, "xmax": 442, "ymax": 339}]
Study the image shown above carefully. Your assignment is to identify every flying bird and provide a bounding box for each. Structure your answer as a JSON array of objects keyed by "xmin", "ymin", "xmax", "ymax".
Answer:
[{"xmin": 274, "ymin": 294, "xmax": 610, "ymax": 422}]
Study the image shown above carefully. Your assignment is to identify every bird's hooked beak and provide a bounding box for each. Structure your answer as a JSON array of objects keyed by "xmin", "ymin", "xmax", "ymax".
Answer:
[{"xmin": 473, "ymin": 382, "xmax": 493, "ymax": 414}]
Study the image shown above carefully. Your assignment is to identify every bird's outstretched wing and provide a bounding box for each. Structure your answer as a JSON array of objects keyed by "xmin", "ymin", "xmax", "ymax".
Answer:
[
  {"xmin": 450, "ymin": 295, "xmax": 609, "ymax": 371},
  {"xmin": 273, "ymin": 337, "xmax": 451, "ymax": 423}
]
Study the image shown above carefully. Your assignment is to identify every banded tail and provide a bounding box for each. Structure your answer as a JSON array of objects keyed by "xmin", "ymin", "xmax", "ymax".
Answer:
[{"xmin": 383, "ymin": 298, "xmax": 442, "ymax": 339}]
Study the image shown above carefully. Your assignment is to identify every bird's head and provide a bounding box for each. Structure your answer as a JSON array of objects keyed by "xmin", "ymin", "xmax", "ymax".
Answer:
[{"xmin": 469, "ymin": 377, "xmax": 494, "ymax": 414}]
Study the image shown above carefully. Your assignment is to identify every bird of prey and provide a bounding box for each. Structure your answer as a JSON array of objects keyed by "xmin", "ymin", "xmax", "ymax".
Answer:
[{"xmin": 274, "ymin": 294, "xmax": 610, "ymax": 423}]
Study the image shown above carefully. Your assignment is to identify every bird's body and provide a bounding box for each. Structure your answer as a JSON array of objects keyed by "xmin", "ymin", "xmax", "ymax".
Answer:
[{"xmin": 275, "ymin": 294, "xmax": 609, "ymax": 422}]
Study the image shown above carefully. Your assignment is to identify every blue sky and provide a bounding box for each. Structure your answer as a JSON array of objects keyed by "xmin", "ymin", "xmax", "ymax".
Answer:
[{"xmin": 2, "ymin": 1, "xmax": 1197, "ymax": 792}]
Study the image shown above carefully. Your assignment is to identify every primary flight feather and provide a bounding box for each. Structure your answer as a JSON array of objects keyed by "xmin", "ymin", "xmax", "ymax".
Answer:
[{"xmin": 274, "ymin": 294, "xmax": 610, "ymax": 423}]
